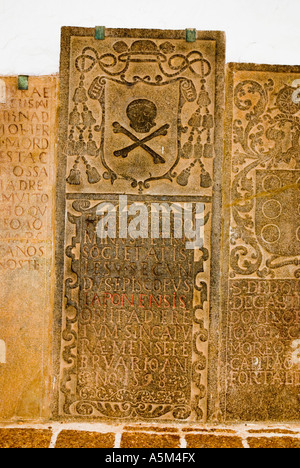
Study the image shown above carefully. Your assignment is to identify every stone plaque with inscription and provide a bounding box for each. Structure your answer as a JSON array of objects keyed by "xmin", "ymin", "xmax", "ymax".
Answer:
[
  {"xmin": 222, "ymin": 64, "xmax": 300, "ymax": 421},
  {"xmin": 53, "ymin": 28, "xmax": 225, "ymax": 422},
  {"xmin": 0, "ymin": 76, "xmax": 58, "ymax": 420}
]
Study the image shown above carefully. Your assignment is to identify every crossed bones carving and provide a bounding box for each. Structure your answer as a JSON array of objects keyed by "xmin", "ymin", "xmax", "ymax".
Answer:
[{"xmin": 112, "ymin": 122, "xmax": 169, "ymax": 164}]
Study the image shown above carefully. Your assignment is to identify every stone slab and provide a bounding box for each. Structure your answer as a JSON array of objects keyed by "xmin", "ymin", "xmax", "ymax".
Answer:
[
  {"xmin": 120, "ymin": 431, "xmax": 181, "ymax": 449},
  {"xmin": 53, "ymin": 27, "xmax": 225, "ymax": 422},
  {"xmin": 221, "ymin": 63, "xmax": 300, "ymax": 421},
  {"xmin": 247, "ymin": 437, "xmax": 300, "ymax": 449},
  {"xmin": 185, "ymin": 433, "xmax": 244, "ymax": 448},
  {"xmin": 0, "ymin": 428, "xmax": 52, "ymax": 448},
  {"xmin": 0, "ymin": 76, "xmax": 58, "ymax": 421},
  {"xmin": 1, "ymin": 423, "xmax": 300, "ymax": 449},
  {"xmin": 55, "ymin": 430, "xmax": 115, "ymax": 448}
]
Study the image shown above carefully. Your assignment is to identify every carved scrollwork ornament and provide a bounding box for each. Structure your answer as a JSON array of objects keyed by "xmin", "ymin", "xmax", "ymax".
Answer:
[
  {"xmin": 59, "ymin": 31, "xmax": 220, "ymax": 423},
  {"xmin": 65, "ymin": 39, "xmax": 214, "ymax": 192},
  {"xmin": 230, "ymin": 77, "xmax": 300, "ymax": 277}
]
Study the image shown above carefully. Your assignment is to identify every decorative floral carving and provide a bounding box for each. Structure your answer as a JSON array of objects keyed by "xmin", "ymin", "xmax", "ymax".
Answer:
[{"xmin": 230, "ymin": 77, "xmax": 300, "ymax": 278}]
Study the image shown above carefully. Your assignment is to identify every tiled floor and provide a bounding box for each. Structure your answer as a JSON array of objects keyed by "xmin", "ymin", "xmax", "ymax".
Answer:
[{"xmin": 0, "ymin": 423, "xmax": 299, "ymax": 448}]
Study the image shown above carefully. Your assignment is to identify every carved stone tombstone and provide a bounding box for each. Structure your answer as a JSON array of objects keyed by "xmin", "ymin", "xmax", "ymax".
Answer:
[
  {"xmin": 222, "ymin": 64, "xmax": 300, "ymax": 421},
  {"xmin": 0, "ymin": 76, "xmax": 58, "ymax": 420},
  {"xmin": 53, "ymin": 27, "xmax": 225, "ymax": 422}
]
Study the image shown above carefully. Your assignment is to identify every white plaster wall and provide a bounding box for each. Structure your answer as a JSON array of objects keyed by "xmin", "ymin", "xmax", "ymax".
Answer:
[{"xmin": 0, "ymin": 0, "xmax": 299, "ymax": 75}]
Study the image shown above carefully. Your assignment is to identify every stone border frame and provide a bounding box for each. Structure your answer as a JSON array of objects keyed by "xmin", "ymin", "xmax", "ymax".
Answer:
[
  {"xmin": 52, "ymin": 27, "xmax": 225, "ymax": 422},
  {"xmin": 61, "ymin": 195, "xmax": 209, "ymax": 421},
  {"xmin": 221, "ymin": 63, "xmax": 300, "ymax": 422}
]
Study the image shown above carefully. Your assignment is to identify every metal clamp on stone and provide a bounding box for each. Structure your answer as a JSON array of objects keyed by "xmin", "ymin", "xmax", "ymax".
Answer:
[
  {"xmin": 18, "ymin": 75, "xmax": 29, "ymax": 90},
  {"xmin": 186, "ymin": 28, "xmax": 196, "ymax": 42},
  {"xmin": 95, "ymin": 26, "xmax": 105, "ymax": 40}
]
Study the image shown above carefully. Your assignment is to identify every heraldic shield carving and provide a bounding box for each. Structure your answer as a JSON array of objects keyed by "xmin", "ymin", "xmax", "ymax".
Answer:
[
  {"xmin": 64, "ymin": 36, "xmax": 215, "ymax": 194},
  {"xmin": 54, "ymin": 28, "xmax": 225, "ymax": 423}
]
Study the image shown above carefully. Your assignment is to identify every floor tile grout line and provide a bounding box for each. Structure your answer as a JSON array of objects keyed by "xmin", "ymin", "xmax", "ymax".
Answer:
[
  {"xmin": 240, "ymin": 433, "xmax": 250, "ymax": 449},
  {"xmin": 48, "ymin": 425, "xmax": 61, "ymax": 449},
  {"xmin": 115, "ymin": 432, "xmax": 122, "ymax": 449},
  {"xmin": 0, "ymin": 423, "xmax": 299, "ymax": 449},
  {"xmin": 179, "ymin": 429, "xmax": 187, "ymax": 449}
]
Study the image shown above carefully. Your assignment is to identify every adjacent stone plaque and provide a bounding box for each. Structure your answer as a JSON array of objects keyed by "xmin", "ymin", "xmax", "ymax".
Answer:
[
  {"xmin": 0, "ymin": 76, "xmax": 58, "ymax": 420},
  {"xmin": 53, "ymin": 28, "xmax": 225, "ymax": 421},
  {"xmin": 222, "ymin": 64, "xmax": 300, "ymax": 421}
]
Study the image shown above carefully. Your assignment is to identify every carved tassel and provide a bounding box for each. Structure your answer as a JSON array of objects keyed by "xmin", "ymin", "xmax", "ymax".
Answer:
[
  {"xmin": 67, "ymin": 167, "xmax": 81, "ymax": 185},
  {"xmin": 75, "ymin": 140, "xmax": 87, "ymax": 156},
  {"xmin": 194, "ymin": 141, "xmax": 203, "ymax": 159},
  {"xmin": 87, "ymin": 140, "xmax": 98, "ymax": 156},
  {"xmin": 82, "ymin": 108, "xmax": 96, "ymax": 127},
  {"xmin": 182, "ymin": 141, "xmax": 193, "ymax": 158},
  {"xmin": 177, "ymin": 167, "xmax": 191, "ymax": 186},
  {"xmin": 197, "ymin": 90, "xmax": 211, "ymax": 108},
  {"xmin": 203, "ymin": 143, "xmax": 214, "ymax": 158},
  {"xmin": 202, "ymin": 114, "xmax": 214, "ymax": 129},
  {"xmin": 86, "ymin": 165, "xmax": 101, "ymax": 184},
  {"xmin": 65, "ymin": 139, "xmax": 76, "ymax": 156},
  {"xmin": 73, "ymin": 86, "xmax": 88, "ymax": 104},
  {"xmin": 200, "ymin": 168, "xmax": 212, "ymax": 188},
  {"xmin": 188, "ymin": 110, "xmax": 202, "ymax": 128},
  {"xmin": 69, "ymin": 109, "xmax": 81, "ymax": 126}
]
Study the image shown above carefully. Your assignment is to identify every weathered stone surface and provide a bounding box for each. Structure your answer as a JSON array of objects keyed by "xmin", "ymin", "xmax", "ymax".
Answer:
[
  {"xmin": 185, "ymin": 433, "xmax": 244, "ymax": 448},
  {"xmin": 221, "ymin": 64, "xmax": 300, "ymax": 421},
  {"xmin": 247, "ymin": 428, "xmax": 297, "ymax": 434},
  {"xmin": 182, "ymin": 427, "xmax": 236, "ymax": 433},
  {"xmin": 53, "ymin": 27, "xmax": 225, "ymax": 422},
  {"xmin": 121, "ymin": 431, "xmax": 181, "ymax": 449},
  {"xmin": 0, "ymin": 429, "xmax": 52, "ymax": 448},
  {"xmin": 55, "ymin": 430, "xmax": 115, "ymax": 448},
  {"xmin": 0, "ymin": 76, "xmax": 58, "ymax": 421},
  {"xmin": 247, "ymin": 437, "xmax": 300, "ymax": 449},
  {"xmin": 1, "ymin": 423, "xmax": 300, "ymax": 449},
  {"xmin": 123, "ymin": 425, "xmax": 179, "ymax": 433}
]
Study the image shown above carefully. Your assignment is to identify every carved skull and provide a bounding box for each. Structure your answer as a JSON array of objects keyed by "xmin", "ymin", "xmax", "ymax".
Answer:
[{"xmin": 126, "ymin": 99, "xmax": 157, "ymax": 133}]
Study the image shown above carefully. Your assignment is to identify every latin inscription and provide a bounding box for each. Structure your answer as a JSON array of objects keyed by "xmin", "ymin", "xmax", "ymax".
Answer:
[
  {"xmin": 79, "ymin": 211, "xmax": 194, "ymax": 404},
  {"xmin": 0, "ymin": 84, "xmax": 53, "ymax": 272},
  {"xmin": 228, "ymin": 280, "xmax": 300, "ymax": 388},
  {"xmin": 0, "ymin": 76, "xmax": 57, "ymax": 420},
  {"xmin": 56, "ymin": 28, "xmax": 225, "ymax": 422},
  {"xmin": 61, "ymin": 198, "xmax": 210, "ymax": 420},
  {"xmin": 223, "ymin": 66, "xmax": 300, "ymax": 421}
]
